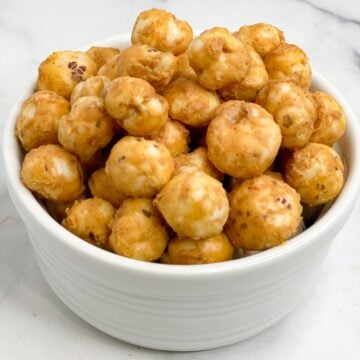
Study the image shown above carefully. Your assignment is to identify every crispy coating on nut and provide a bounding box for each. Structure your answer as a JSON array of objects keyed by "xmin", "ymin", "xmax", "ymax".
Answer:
[
  {"xmin": 109, "ymin": 45, "xmax": 177, "ymax": 91},
  {"xmin": 58, "ymin": 96, "xmax": 114, "ymax": 162},
  {"xmin": 229, "ymin": 170, "xmax": 284, "ymax": 191},
  {"xmin": 86, "ymin": 46, "xmax": 120, "ymax": 70},
  {"xmin": 36, "ymin": 51, "xmax": 97, "ymax": 99},
  {"xmin": 256, "ymin": 81, "xmax": 316, "ymax": 149},
  {"xmin": 310, "ymin": 91, "xmax": 346, "ymax": 146},
  {"xmin": 173, "ymin": 52, "xmax": 197, "ymax": 81},
  {"xmin": 97, "ymin": 53, "xmax": 122, "ymax": 79},
  {"xmin": 263, "ymin": 43, "xmax": 312, "ymax": 89},
  {"xmin": 174, "ymin": 147, "xmax": 224, "ymax": 181},
  {"xmin": 105, "ymin": 136, "xmax": 174, "ymax": 197},
  {"xmin": 206, "ymin": 101, "xmax": 281, "ymax": 178},
  {"xmin": 218, "ymin": 45, "xmax": 269, "ymax": 101},
  {"xmin": 284, "ymin": 143, "xmax": 344, "ymax": 206},
  {"xmin": 234, "ymin": 23, "xmax": 285, "ymax": 58},
  {"xmin": 188, "ymin": 27, "xmax": 251, "ymax": 90},
  {"xmin": 163, "ymin": 78, "xmax": 220, "ymax": 127},
  {"xmin": 154, "ymin": 171, "xmax": 229, "ymax": 239},
  {"xmin": 109, "ymin": 198, "xmax": 169, "ymax": 261},
  {"xmin": 88, "ymin": 167, "xmax": 127, "ymax": 208},
  {"xmin": 168, "ymin": 233, "xmax": 234, "ymax": 265},
  {"xmin": 105, "ymin": 76, "xmax": 168, "ymax": 135},
  {"xmin": 131, "ymin": 8, "xmax": 193, "ymax": 55},
  {"xmin": 70, "ymin": 76, "xmax": 111, "ymax": 104},
  {"xmin": 148, "ymin": 120, "xmax": 190, "ymax": 156},
  {"xmin": 62, "ymin": 198, "xmax": 115, "ymax": 249},
  {"xmin": 16, "ymin": 90, "xmax": 70, "ymax": 152},
  {"xmin": 21, "ymin": 144, "xmax": 84, "ymax": 202},
  {"xmin": 225, "ymin": 175, "xmax": 302, "ymax": 250}
]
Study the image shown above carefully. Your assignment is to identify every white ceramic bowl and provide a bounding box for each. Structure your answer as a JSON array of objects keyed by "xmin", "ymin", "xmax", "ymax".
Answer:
[{"xmin": 3, "ymin": 34, "xmax": 360, "ymax": 352}]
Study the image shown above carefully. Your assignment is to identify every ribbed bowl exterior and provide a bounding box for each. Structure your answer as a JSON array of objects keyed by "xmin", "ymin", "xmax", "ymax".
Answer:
[{"xmin": 4, "ymin": 34, "xmax": 360, "ymax": 351}]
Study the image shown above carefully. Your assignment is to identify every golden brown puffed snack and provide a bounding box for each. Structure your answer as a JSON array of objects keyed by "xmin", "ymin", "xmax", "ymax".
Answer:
[
  {"xmin": 70, "ymin": 76, "xmax": 111, "ymax": 104},
  {"xmin": 225, "ymin": 175, "xmax": 302, "ymax": 251},
  {"xmin": 174, "ymin": 146, "xmax": 224, "ymax": 181},
  {"xmin": 310, "ymin": 91, "xmax": 346, "ymax": 145},
  {"xmin": 154, "ymin": 171, "xmax": 229, "ymax": 240},
  {"xmin": 86, "ymin": 46, "xmax": 120, "ymax": 70},
  {"xmin": 217, "ymin": 45, "xmax": 269, "ymax": 101},
  {"xmin": 167, "ymin": 233, "xmax": 234, "ymax": 265},
  {"xmin": 105, "ymin": 76, "xmax": 168, "ymax": 136},
  {"xmin": 263, "ymin": 43, "xmax": 312, "ymax": 89},
  {"xmin": 16, "ymin": 90, "xmax": 70, "ymax": 152},
  {"xmin": 206, "ymin": 101, "xmax": 281, "ymax": 178},
  {"xmin": 256, "ymin": 81, "xmax": 316, "ymax": 149},
  {"xmin": 44, "ymin": 198, "xmax": 79, "ymax": 223},
  {"xmin": 108, "ymin": 45, "xmax": 177, "ymax": 91},
  {"xmin": 188, "ymin": 27, "xmax": 251, "ymax": 90},
  {"xmin": 131, "ymin": 8, "xmax": 193, "ymax": 55},
  {"xmin": 88, "ymin": 167, "xmax": 127, "ymax": 208},
  {"xmin": 109, "ymin": 198, "xmax": 169, "ymax": 261},
  {"xmin": 163, "ymin": 78, "xmax": 220, "ymax": 127},
  {"xmin": 234, "ymin": 23, "xmax": 285, "ymax": 58},
  {"xmin": 283, "ymin": 143, "xmax": 344, "ymax": 206},
  {"xmin": 97, "ymin": 53, "xmax": 122, "ymax": 79},
  {"xmin": 173, "ymin": 52, "xmax": 197, "ymax": 81},
  {"xmin": 105, "ymin": 136, "xmax": 174, "ymax": 197},
  {"xmin": 21, "ymin": 144, "xmax": 84, "ymax": 202},
  {"xmin": 62, "ymin": 198, "xmax": 115, "ymax": 250},
  {"xmin": 36, "ymin": 51, "xmax": 97, "ymax": 99},
  {"xmin": 58, "ymin": 96, "xmax": 114, "ymax": 162},
  {"xmin": 229, "ymin": 170, "xmax": 284, "ymax": 191},
  {"xmin": 148, "ymin": 120, "xmax": 190, "ymax": 156}
]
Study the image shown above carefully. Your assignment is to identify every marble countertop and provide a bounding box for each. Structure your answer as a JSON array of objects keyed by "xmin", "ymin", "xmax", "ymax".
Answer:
[{"xmin": 1, "ymin": 0, "xmax": 360, "ymax": 358}]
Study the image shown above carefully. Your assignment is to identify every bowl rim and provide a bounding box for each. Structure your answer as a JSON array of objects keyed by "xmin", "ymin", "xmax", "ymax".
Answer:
[{"xmin": 3, "ymin": 33, "xmax": 360, "ymax": 278}]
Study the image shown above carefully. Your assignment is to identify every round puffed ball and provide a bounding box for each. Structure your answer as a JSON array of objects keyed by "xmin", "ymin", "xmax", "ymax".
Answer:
[
  {"xmin": 229, "ymin": 170, "xmax": 284, "ymax": 191},
  {"xmin": 88, "ymin": 167, "xmax": 127, "ymax": 208},
  {"xmin": 58, "ymin": 96, "xmax": 114, "ymax": 162},
  {"xmin": 283, "ymin": 143, "xmax": 344, "ymax": 206},
  {"xmin": 105, "ymin": 76, "xmax": 168, "ymax": 136},
  {"xmin": 70, "ymin": 76, "xmax": 111, "ymax": 105},
  {"xmin": 62, "ymin": 198, "xmax": 115, "ymax": 250},
  {"xmin": 234, "ymin": 23, "xmax": 285, "ymax": 58},
  {"xmin": 44, "ymin": 198, "xmax": 79, "ymax": 223},
  {"xmin": 131, "ymin": 9, "xmax": 193, "ymax": 55},
  {"xmin": 148, "ymin": 120, "xmax": 190, "ymax": 156},
  {"xmin": 97, "ymin": 53, "xmax": 122, "ymax": 79},
  {"xmin": 21, "ymin": 144, "xmax": 84, "ymax": 202},
  {"xmin": 163, "ymin": 78, "xmax": 220, "ymax": 127},
  {"xmin": 173, "ymin": 52, "xmax": 197, "ymax": 81},
  {"xmin": 168, "ymin": 233, "xmax": 234, "ymax": 265},
  {"xmin": 109, "ymin": 198, "xmax": 169, "ymax": 261},
  {"xmin": 217, "ymin": 45, "xmax": 269, "ymax": 102},
  {"xmin": 174, "ymin": 147, "xmax": 224, "ymax": 181},
  {"xmin": 154, "ymin": 171, "xmax": 229, "ymax": 239},
  {"xmin": 225, "ymin": 175, "xmax": 302, "ymax": 251},
  {"xmin": 256, "ymin": 81, "xmax": 316, "ymax": 149},
  {"xmin": 110, "ymin": 45, "xmax": 177, "ymax": 91},
  {"xmin": 86, "ymin": 46, "xmax": 120, "ymax": 70},
  {"xmin": 36, "ymin": 51, "xmax": 97, "ymax": 99},
  {"xmin": 188, "ymin": 27, "xmax": 251, "ymax": 90},
  {"xmin": 206, "ymin": 101, "xmax": 281, "ymax": 178},
  {"xmin": 16, "ymin": 90, "xmax": 70, "ymax": 152},
  {"xmin": 263, "ymin": 43, "xmax": 312, "ymax": 89},
  {"xmin": 310, "ymin": 91, "xmax": 346, "ymax": 146},
  {"xmin": 105, "ymin": 136, "xmax": 174, "ymax": 197}
]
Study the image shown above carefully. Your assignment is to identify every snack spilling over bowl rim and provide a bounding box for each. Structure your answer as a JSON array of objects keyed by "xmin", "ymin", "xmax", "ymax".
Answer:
[{"xmin": 3, "ymin": 8, "xmax": 360, "ymax": 352}]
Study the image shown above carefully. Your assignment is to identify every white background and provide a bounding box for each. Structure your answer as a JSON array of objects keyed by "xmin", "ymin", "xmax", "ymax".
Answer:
[{"xmin": 1, "ymin": 0, "xmax": 360, "ymax": 359}]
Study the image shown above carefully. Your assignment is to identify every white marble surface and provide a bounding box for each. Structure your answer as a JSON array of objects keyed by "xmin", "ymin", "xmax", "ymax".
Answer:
[{"xmin": 1, "ymin": 0, "xmax": 360, "ymax": 358}]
